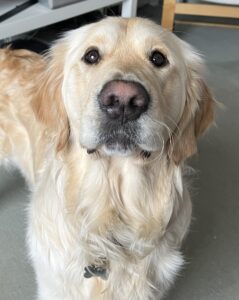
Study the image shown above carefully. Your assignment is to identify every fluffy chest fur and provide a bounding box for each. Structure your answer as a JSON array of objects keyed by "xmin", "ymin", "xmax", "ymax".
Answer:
[{"xmin": 27, "ymin": 149, "xmax": 184, "ymax": 299}]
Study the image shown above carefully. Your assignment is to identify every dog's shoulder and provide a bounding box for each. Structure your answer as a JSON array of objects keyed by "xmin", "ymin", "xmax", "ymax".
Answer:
[
  {"xmin": 0, "ymin": 48, "xmax": 45, "ymax": 83},
  {"xmin": 0, "ymin": 48, "xmax": 42, "ymax": 66}
]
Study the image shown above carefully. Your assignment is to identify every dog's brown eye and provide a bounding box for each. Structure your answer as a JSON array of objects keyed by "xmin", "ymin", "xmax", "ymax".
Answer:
[
  {"xmin": 150, "ymin": 50, "xmax": 168, "ymax": 68},
  {"xmin": 83, "ymin": 49, "xmax": 101, "ymax": 65}
]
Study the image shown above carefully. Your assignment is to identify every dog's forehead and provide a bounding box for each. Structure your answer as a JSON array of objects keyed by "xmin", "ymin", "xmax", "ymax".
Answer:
[
  {"xmin": 92, "ymin": 18, "xmax": 167, "ymax": 46},
  {"xmin": 70, "ymin": 17, "xmax": 173, "ymax": 51}
]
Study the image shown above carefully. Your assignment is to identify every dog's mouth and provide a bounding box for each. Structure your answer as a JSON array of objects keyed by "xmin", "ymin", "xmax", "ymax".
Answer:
[
  {"xmin": 100, "ymin": 129, "xmax": 137, "ymax": 156},
  {"xmin": 87, "ymin": 143, "xmax": 151, "ymax": 158},
  {"xmin": 87, "ymin": 124, "xmax": 151, "ymax": 158},
  {"xmin": 101, "ymin": 135, "xmax": 136, "ymax": 156},
  {"xmin": 100, "ymin": 123, "xmax": 137, "ymax": 155}
]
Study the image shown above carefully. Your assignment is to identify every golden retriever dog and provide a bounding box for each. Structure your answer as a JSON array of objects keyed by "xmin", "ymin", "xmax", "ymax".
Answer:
[{"xmin": 0, "ymin": 17, "xmax": 215, "ymax": 299}]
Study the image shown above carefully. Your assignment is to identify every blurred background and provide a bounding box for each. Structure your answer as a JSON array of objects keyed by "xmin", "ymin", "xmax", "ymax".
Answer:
[{"xmin": 0, "ymin": 1, "xmax": 239, "ymax": 299}]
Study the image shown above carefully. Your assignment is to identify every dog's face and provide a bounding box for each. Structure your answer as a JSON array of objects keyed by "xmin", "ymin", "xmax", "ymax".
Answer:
[
  {"xmin": 35, "ymin": 17, "xmax": 214, "ymax": 163},
  {"xmin": 63, "ymin": 17, "xmax": 188, "ymax": 156}
]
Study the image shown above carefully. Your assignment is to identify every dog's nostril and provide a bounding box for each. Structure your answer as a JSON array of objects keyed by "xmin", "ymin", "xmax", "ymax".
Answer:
[
  {"xmin": 102, "ymin": 94, "xmax": 119, "ymax": 107},
  {"xmin": 109, "ymin": 94, "xmax": 117, "ymax": 106},
  {"xmin": 109, "ymin": 95, "xmax": 115, "ymax": 104},
  {"xmin": 130, "ymin": 95, "xmax": 145, "ymax": 108}
]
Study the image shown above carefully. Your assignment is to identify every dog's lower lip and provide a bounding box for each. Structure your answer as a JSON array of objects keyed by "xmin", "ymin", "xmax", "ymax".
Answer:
[
  {"xmin": 140, "ymin": 150, "xmax": 151, "ymax": 158},
  {"xmin": 87, "ymin": 149, "xmax": 96, "ymax": 154},
  {"xmin": 106, "ymin": 141, "xmax": 130, "ymax": 149},
  {"xmin": 105, "ymin": 143, "xmax": 132, "ymax": 153},
  {"xmin": 104, "ymin": 137, "xmax": 136, "ymax": 152}
]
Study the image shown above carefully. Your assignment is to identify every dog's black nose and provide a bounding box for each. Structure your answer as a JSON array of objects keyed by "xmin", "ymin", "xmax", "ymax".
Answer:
[{"xmin": 99, "ymin": 80, "xmax": 150, "ymax": 123}]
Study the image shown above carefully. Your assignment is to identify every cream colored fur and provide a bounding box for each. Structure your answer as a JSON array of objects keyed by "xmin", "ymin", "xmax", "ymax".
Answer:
[{"xmin": 0, "ymin": 17, "xmax": 214, "ymax": 300}]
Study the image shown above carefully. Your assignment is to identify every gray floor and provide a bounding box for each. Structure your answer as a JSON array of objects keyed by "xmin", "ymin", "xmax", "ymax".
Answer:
[
  {"xmin": 167, "ymin": 25, "xmax": 239, "ymax": 300},
  {"xmin": 1, "ymin": 6, "xmax": 239, "ymax": 300}
]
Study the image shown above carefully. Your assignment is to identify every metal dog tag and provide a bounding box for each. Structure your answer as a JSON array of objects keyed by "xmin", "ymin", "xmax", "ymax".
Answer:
[{"xmin": 84, "ymin": 265, "xmax": 109, "ymax": 280}]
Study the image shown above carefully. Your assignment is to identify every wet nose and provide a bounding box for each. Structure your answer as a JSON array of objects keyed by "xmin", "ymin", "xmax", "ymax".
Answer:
[{"xmin": 98, "ymin": 80, "xmax": 150, "ymax": 123}]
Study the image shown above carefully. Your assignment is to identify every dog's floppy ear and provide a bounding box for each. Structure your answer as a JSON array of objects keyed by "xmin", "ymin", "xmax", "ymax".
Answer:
[
  {"xmin": 169, "ymin": 45, "xmax": 215, "ymax": 165},
  {"xmin": 32, "ymin": 43, "xmax": 70, "ymax": 151}
]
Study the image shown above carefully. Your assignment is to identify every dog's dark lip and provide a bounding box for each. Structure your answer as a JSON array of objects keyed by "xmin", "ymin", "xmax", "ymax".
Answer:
[
  {"xmin": 140, "ymin": 150, "xmax": 151, "ymax": 158},
  {"xmin": 86, "ymin": 145, "xmax": 152, "ymax": 159},
  {"xmin": 87, "ymin": 149, "xmax": 97, "ymax": 154}
]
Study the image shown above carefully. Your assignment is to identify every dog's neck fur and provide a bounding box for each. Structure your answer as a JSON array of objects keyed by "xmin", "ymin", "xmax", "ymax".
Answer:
[{"xmin": 56, "ymin": 145, "xmax": 182, "ymax": 265}]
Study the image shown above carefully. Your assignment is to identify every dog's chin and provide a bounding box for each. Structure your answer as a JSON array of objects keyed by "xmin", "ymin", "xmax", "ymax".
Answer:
[
  {"xmin": 83, "ymin": 137, "xmax": 137, "ymax": 157},
  {"xmin": 87, "ymin": 142, "xmax": 152, "ymax": 159},
  {"xmin": 101, "ymin": 142, "xmax": 135, "ymax": 157},
  {"xmin": 84, "ymin": 134, "xmax": 154, "ymax": 158}
]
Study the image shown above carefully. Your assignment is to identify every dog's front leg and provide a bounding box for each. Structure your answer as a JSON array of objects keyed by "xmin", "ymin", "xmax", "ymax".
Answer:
[{"xmin": 0, "ymin": 108, "xmax": 35, "ymax": 185}]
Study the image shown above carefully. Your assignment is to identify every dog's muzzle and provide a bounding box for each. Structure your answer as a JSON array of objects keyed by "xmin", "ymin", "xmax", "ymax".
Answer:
[{"xmin": 94, "ymin": 80, "xmax": 151, "ymax": 155}]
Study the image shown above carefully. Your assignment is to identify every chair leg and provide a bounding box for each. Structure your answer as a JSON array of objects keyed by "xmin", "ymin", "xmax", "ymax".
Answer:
[{"xmin": 161, "ymin": 0, "xmax": 176, "ymax": 31}]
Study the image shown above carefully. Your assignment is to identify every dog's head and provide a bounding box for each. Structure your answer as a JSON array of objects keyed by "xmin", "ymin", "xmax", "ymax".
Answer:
[{"xmin": 33, "ymin": 17, "xmax": 215, "ymax": 164}]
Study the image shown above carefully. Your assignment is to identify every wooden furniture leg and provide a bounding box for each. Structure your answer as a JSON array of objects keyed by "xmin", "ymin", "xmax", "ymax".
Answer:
[{"xmin": 161, "ymin": 0, "xmax": 176, "ymax": 31}]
